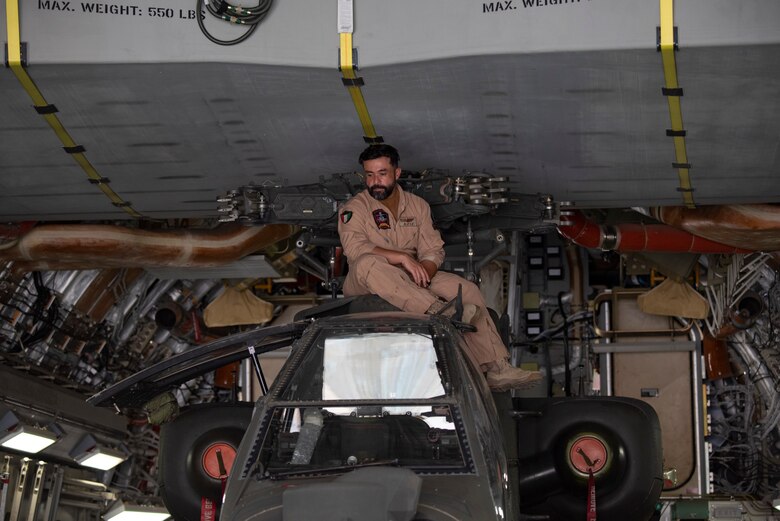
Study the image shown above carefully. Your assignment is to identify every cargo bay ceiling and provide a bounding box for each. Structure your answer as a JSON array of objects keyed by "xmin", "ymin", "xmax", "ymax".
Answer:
[{"xmin": 1, "ymin": 0, "xmax": 779, "ymax": 222}]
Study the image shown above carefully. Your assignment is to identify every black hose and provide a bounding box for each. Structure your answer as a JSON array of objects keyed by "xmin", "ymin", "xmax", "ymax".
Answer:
[
  {"xmin": 558, "ymin": 292, "xmax": 571, "ymax": 397},
  {"xmin": 196, "ymin": 0, "xmax": 272, "ymax": 46},
  {"xmin": 543, "ymin": 340, "xmax": 553, "ymax": 397}
]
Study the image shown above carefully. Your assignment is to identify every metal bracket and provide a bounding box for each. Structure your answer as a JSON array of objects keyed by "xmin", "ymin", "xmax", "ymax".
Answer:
[
  {"xmin": 656, "ymin": 26, "xmax": 679, "ymax": 51},
  {"xmin": 337, "ymin": 47, "xmax": 359, "ymax": 71},
  {"xmin": 4, "ymin": 42, "xmax": 27, "ymax": 68},
  {"xmin": 247, "ymin": 345, "xmax": 269, "ymax": 395}
]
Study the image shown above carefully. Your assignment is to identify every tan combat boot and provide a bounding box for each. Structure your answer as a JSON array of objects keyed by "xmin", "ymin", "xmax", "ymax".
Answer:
[{"xmin": 485, "ymin": 358, "xmax": 543, "ymax": 392}]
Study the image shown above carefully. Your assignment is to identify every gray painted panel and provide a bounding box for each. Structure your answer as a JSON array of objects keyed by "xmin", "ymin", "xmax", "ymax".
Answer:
[
  {"xmin": 3, "ymin": 1, "xmax": 779, "ymax": 67},
  {"xmin": 2, "ymin": 1, "xmax": 779, "ymax": 219}
]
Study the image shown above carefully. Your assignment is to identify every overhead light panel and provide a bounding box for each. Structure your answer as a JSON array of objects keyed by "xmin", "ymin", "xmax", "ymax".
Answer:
[
  {"xmin": 0, "ymin": 410, "xmax": 58, "ymax": 454},
  {"xmin": 104, "ymin": 501, "xmax": 171, "ymax": 521},
  {"xmin": 70, "ymin": 435, "xmax": 127, "ymax": 471},
  {"xmin": 0, "ymin": 425, "xmax": 57, "ymax": 453},
  {"xmin": 773, "ymin": 499, "xmax": 780, "ymax": 511}
]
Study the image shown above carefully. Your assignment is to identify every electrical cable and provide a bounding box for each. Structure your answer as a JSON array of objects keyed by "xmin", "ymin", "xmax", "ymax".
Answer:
[
  {"xmin": 558, "ymin": 292, "xmax": 572, "ymax": 397},
  {"xmin": 543, "ymin": 339, "xmax": 553, "ymax": 397},
  {"xmin": 195, "ymin": 0, "xmax": 273, "ymax": 46},
  {"xmin": 528, "ymin": 311, "xmax": 592, "ymax": 343}
]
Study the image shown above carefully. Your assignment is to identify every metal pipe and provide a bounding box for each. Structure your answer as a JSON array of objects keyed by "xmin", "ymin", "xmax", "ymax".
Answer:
[
  {"xmin": 592, "ymin": 341, "xmax": 696, "ymax": 353},
  {"xmin": 730, "ymin": 332, "xmax": 777, "ymax": 430},
  {"xmin": 62, "ymin": 478, "xmax": 108, "ymax": 491},
  {"xmin": 49, "ymin": 271, "xmax": 80, "ymax": 297},
  {"xmin": 103, "ymin": 272, "xmax": 156, "ymax": 329},
  {"xmin": 240, "ymin": 358, "xmax": 255, "ymax": 402},
  {"xmin": 651, "ymin": 204, "xmax": 780, "ymax": 251},
  {"xmin": 295, "ymin": 248, "xmax": 329, "ymax": 280},
  {"xmin": 58, "ymin": 270, "xmax": 100, "ymax": 308},
  {"xmin": 507, "ymin": 231, "xmax": 521, "ymax": 337},
  {"xmin": 0, "ymin": 224, "xmax": 298, "ymax": 270},
  {"xmin": 474, "ymin": 242, "xmax": 508, "ymax": 274},
  {"xmin": 117, "ymin": 279, "xmax": 176, "ymax": 345},
  {"xmin": 602, "ymin": 299, "xmax": 613, "ymax": 396},
  {"xmin": 558, "ymin": 210, "xmax": 751, "ymax": 253}
]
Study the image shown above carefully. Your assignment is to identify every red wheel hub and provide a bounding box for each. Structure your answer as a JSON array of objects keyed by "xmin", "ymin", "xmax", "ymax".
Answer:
[
  {"xmin": 201, "ymin": 442, "xmax": 237, "ymax": 479},
  {"xmin": 569, "ymin": 435, "xmax": 608, "ymax": 475}
]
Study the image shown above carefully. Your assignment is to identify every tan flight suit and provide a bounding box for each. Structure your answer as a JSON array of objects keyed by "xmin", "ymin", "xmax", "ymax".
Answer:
[{"xmin": 338, "ymin": 186, "xmax": 509, "ymax": 369}]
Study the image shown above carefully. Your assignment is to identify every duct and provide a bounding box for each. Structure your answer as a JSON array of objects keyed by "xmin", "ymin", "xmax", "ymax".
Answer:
[
  {"xmin": 58, "ymin": 270, "xmax": 100, "ymax": 308},
  {"xmin": 75, "ymin": 270, "xmax": 144, "ymax": 337},
  {"xmin": 151, "ymin": 326, "xmax": 173, "ymax": 349},
  {"xmin": 154, "ymin": 300, "xmax": 183, "ymax": 331},
  {"xmin": 103, "ymin": 272, "xmax": 158, "ymax": 330},
  {"xmin": 189, "ymin": 279, "xmax": 220, "ymax": 304},
  {"xmin": 49, "ymin": 271, "xmax": 81, "ymax": 298},
  {"xmin": 116, "ymin": 280, "xmax": 177, "ymax": 345},
  {"xmin": 729, "ymin": 332, "xmax": 779, "ymax": 437},
  {"xmin": 167, "ymin": 338, "xmax": 192, "ymax": 356},
  {"xmin": 40, "ymin": 271, "xmax": 58, "ymax": 289},
  {"xmin": 0, "ymin": 223, "xmax": 298, "ymax": 270},
  {"xmin": 558, "ymin": 210, "xmax": 751, "ymax": 253},
  {"xmin": 119, "ymin": 279, "xmax": 217, "ymax": 353},
  {"xmin": 715, "ymin": 290, "xmax": 764, "ymax": 338},
  {"xmin": 650, "ymin": 204, "xmax": 780, "ymax": 251}
]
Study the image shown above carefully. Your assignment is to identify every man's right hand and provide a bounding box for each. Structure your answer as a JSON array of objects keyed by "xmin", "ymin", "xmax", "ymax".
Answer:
[
  {"xmin": 370, "ymin": 247, "xmax": 432, "ymax": 288},
  {"xmin": 398, "ymin": 254, "xmax": 431, "ymax": 288}
]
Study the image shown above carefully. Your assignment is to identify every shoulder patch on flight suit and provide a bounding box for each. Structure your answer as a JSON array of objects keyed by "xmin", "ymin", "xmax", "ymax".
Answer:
[
  {"xmin": 372, "ymin": 209, "xmax": 391, "ymax": 230},
  {"xmin": 340, "ymin": 210, "xmax": 353, "ymax": 224},
  {"xmin": 399, "ymin": 217, "xmax": 417, "ymax": 227}
]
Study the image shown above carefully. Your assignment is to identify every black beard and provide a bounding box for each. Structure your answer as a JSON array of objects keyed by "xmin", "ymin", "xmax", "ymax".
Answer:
[{"xmin": 369, "ymin": 183, "xmax": 395, "ymax": 201}]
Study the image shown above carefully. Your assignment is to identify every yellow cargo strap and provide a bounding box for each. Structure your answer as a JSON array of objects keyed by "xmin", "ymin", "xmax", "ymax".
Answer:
[
  {"xmin": 5, "ymin": 0, "xmax": 143, "ymax": 218},
  {"xmin": 659, "ymin": 0, "xmax": 695, "ymax": 208},
  {"xmin": 338, "ymin": 31, "xmax": 383, "ymax": 144}
]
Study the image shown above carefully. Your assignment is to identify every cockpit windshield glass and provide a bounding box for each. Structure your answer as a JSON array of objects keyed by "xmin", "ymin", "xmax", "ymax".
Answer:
[
  {"xmin": 280, "ymin": 328, "xmax": 446, "ymax": 402},
  {"xmin": 257, "ymin": 324, "xmax": 470, "ymax": 477}
]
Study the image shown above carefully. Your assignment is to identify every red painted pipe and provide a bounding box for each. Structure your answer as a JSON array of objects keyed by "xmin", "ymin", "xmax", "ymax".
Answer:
[{"xmin": 558, "ymin": 210, "xmax": 751, "ymax": 253}]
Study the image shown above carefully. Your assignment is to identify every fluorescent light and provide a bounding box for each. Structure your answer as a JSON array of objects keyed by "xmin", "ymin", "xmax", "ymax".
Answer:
[
  {"xmin": 104, "ymin": 501, "xmax": 170, "ymax": 521},
  {"xmin": 70, "ymin": 434, "xmax": 127, "ymax": 471},
  {"xmin": 0, "ymin": 425, "xmax": 57, "ymax": 453},
  {"xmin": 773, "ymin": 499, "xmax": 780, "ymax": 511},
  {"xmin": 0, "ymin": 410, "xmax": 58, "ymax": 454},
  {"xmin": 76, "ymin": 446, "xmax": 127, "ymax": 471}
]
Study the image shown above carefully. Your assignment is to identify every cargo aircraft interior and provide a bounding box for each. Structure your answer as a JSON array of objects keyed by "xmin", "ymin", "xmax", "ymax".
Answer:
[{"xmin": 1, "ymin": 1, "xmax": 780, "ymax": 520}]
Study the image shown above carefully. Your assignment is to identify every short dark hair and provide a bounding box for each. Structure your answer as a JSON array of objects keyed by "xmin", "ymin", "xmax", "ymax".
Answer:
[{"xmin": 358, "ymin": 144, "xmax": 400, "ymax": 167}]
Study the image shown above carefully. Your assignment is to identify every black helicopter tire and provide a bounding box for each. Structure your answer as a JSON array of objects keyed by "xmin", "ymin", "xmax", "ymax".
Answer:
[
  {"xmin": 158, "ymin": 402, "xmax": 254, "ymax": 521},
  {"xmin": 516, "ymin": 397, "xmax": 663, "ymax": 521}
]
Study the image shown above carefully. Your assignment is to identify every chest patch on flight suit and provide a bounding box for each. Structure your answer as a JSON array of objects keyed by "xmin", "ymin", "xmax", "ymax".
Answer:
[
  {"xmin": 372, "ymin": 209, "xmax": 391, "ymax": 230},
  {"xmin": 399, "ymin": 217, "xmax": 417, "ymax": 227}
]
